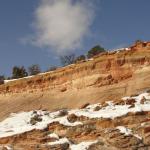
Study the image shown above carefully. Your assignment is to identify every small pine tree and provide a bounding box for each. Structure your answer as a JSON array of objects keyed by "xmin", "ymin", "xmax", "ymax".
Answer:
[
  {"xmin": 0, "ymin": 75, "xmax": 5, "ymax": 85},
  {"xmin": 87, "ymin": 45, "xmax": 105, "ymax": 58},
  {"xmin": 28, "ymin": 64, "xmax": 41, "ymax": 76},
  {"xmin": 12, "ymin": 66, "xmax": 28, "ymax": 79}
]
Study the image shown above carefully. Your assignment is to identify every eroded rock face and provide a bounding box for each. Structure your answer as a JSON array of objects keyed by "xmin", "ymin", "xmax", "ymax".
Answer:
[
  {"xmin": 1, "ymin": 43, "xmax": 150, "ymax": 94},
  {"xmin": 1, "ymin": 42, "xmax": 150, "ymax": 121}
]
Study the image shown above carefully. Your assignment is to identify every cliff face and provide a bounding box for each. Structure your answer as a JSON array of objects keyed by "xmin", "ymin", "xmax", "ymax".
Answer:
[{"xmin": 0, "ymin": 42, "xmax": 150, "ymax": 119}]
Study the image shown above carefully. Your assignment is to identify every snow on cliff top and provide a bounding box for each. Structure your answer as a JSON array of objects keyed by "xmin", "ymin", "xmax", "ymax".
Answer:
[
  {"xmin": 4, "ymin": 47, "xmax": 132, "ymax": 84},
  {"xmin": 0, "ymin": 92, "xmax": 150, "ymax": 138}
]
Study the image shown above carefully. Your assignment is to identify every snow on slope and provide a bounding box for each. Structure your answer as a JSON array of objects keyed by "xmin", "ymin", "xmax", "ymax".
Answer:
[
  {"xmin": 0, "ymin": 92, "xmax": 150, "ymax": 139},
  {"xmin": 70, "ymin": 92, "xmax": 150, "ymax": 119},
  {"xmin": 4, "ymin": 75, "xmax": 34, "ymax": 84},
  {"xmin": 0, "ymin": 110, "xmax": 82, "ymax": 138}
]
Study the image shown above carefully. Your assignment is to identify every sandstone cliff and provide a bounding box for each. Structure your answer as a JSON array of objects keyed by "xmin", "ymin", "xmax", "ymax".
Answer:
[{"xmin": 0, "ymin": 41, "xmax": 150, "ymax": 120}]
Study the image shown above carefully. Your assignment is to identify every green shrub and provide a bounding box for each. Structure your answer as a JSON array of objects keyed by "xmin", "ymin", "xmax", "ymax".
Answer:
[{"xmin": 87, "ymin": 45, "xmax": 106, "ymax": 58}]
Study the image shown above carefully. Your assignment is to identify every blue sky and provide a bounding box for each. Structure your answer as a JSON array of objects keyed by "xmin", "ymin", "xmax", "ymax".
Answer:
[{"xmin": 0, "ymin": 0, "xmax": 150, "ymax": 76}]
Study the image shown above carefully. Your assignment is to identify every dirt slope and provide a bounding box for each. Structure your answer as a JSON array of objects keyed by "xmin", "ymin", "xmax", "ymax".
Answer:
[{"xmin": 0, "ymin": 41, "xmax": 150, "ymax": 120}]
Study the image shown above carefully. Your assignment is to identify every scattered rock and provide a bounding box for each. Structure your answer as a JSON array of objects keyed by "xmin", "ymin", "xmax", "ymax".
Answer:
[
  {"xmin": 80, "ymin": 103, "xmax": 90, "ymax": 109},
  {"xmin": 141, "ymin": 96, "xmax": 146, "ymax": 104},
  {"xmin": 125, "ymin": 98, "xmax": 136, "ymax": 105},
  {"xmin": 114, "ymin": 99, "xmax": 124, "ymax": 105},
  {"xmin": 49, "ymin": 142, "xmax": 70, "ymax": 150},
  {"xmin": 60, "ymin": 87, "xmax": 67, "ymax": 92},
  {"xmin": 30, "ymin": 114, "xmax": 42, "ymax": 125},
  {"xmin": 143, "ymin": 126, "xmax": 150, "ymax": 134},
  {"xmin": 130, "ymin": 93, "xmax": 139, "ymax": 97},
  {"xmin": 106, "ymin": 74, "xmax": 112, "ymax": 80},
  {"xmin": 94, "ymin": 106, "xmax": 101, "ymax": 111},
  {"xmin": 101, "ymin": 102, "xmax": 109, "ymax": 108},
  {"xmin": 58, "ymin": 109, "xmax": 68, "ymax": 117},
  {"xmin": 146, "ymin": 89, "xmax": 150, "ymax": 93},
  {"xmin": 67, "ymin": 114, "xmax": 78, "ymax": 123}
]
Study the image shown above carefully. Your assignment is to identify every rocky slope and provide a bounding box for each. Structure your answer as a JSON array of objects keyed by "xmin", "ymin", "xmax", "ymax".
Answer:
[{"xmin": 1, "ymin": 92, "xmax": 150, "ymax": 149}]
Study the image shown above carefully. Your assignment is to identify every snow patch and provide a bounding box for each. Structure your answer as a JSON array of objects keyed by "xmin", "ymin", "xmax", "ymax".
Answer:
[
  {"xmin": 48, "ymin": 137, "xmax": 70, "ymax": 145},
  {"xmin": 116, "ymin": 126, "xmax": 132, "ymax": 136},
  {"xmin": 48, "ymin": 133, "xmax": 59, "ymax": 139},
  {"xmin": 116, "ymin": 126, "xmax": 142, "ymax": 140},
  {"xmin": 70, "ymin": 141, "xmax": 97, "ymax": 150}
]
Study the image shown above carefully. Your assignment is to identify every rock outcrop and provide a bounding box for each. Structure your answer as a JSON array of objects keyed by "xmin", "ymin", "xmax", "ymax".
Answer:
[{"xmin": 1, "ymin": 92, "xmax": 150, "ymax": 149}]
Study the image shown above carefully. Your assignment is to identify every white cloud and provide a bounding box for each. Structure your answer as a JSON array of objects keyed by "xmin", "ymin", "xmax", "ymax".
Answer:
[{"xmin": 32, "ymin": 0, "xmax": 95, "ymax": 55}]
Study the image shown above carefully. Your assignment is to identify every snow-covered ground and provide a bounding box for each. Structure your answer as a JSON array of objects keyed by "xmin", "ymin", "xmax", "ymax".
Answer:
[
  {"xmin": 70, "ymin": 92, "xmax": 150, "ymax": 119},
  {"xmin": 0, "ymin": 92, "xmax": 150, "ymax": 139},
  {"xmin": 0, "ymin": 110, "xmax": 82, "ymax": 138}
]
